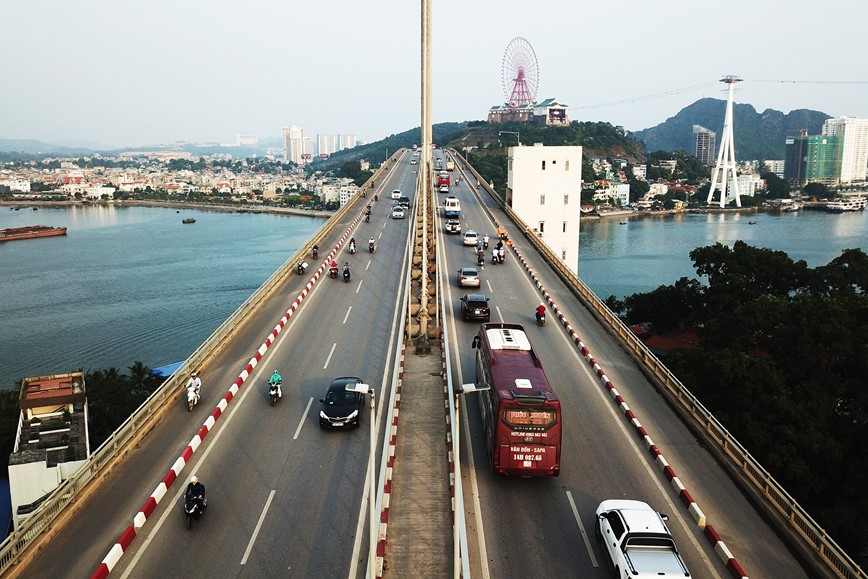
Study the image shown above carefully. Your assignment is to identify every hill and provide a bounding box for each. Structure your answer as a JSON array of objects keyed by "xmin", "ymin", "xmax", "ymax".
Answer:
[
  {"xmin": 0, "ymin": 138, "xmax": 94, "ymax": 156},
  {"xmin": 632, "ymin": 98, "xmax": 830, "ymax": 160}
]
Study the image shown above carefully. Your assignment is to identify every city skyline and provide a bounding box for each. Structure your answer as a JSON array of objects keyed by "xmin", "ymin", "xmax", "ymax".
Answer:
[{"xmin": 2, "ymin": 0, "xmax": 867, "ymax": 149}]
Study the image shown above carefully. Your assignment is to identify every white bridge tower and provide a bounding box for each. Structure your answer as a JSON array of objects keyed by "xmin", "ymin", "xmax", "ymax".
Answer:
[{"xmin": 707, "ymin": 76, "xmax": 742, "ymax": 208}]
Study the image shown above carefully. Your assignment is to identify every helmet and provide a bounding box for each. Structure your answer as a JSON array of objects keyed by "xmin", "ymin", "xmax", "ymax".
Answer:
[
  {"xmin": 540, "ymin": 303, "xmax": 545, "ymax": 307},
  {"xmin": 191, "ymin": 371, "xmax": 198, "ymax": 377},
  {"xmin": 190, "ymin": 475, "xmax": 198, "ymax": 483}
]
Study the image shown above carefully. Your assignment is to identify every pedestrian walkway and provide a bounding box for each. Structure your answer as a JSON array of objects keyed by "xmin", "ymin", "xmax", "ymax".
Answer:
[{"xmin": 383, "ymin": 344, "xmax": 451, "ymax": 578}]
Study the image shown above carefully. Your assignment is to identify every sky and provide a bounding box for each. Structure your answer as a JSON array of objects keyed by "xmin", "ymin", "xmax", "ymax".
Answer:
[{"xmin": 2, "ymin": 0, "xmax": 867, "ymax": 149}]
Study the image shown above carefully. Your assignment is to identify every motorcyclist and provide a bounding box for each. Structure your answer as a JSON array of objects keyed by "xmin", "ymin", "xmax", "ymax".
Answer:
[
  {"xmin": 536, "ymin": 303, "xmax": 546, "ymax": 323},
  {"xmin": 185, "ymin": 475, "xmax": 206, "ymax": 508},
  {"xmin": 269, "ymin": 369, "xmax": 282, "ymax": 398},
  {"xmin": 329, "ymin": 260, "xmax": 339, "ymax": 277},
  {"xmin": 349, "ymin": 238, "xmax": 356, "ymax": 253},
  {"xmin": 368, "ymin": 237, "xmax": 376, "ymax": 252},
  {"xmin": 483, "ymin": 234, "xmax": 489, "ymax": 248},
  {"xmin": 477, "ymin": 249, "xmax": 485, "ymax": 266},
  {"xmin": 343, "ymin": 262, "xmax": 351, "ymax": 273},
  {"xmin": 185, "ymin": 371, "xmax": 201, "ymax": 404},
  {"xmin": 312, "ymin": 244, "xmax": 319, "ymax": 259}
]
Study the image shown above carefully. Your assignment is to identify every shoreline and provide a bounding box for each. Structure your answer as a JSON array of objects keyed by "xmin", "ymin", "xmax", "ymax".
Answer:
[{"xmin": 0, "ymin": 199, "xmax": 334, "ymax": 219}]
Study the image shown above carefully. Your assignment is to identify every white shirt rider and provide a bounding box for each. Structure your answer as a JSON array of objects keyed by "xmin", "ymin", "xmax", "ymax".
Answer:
[{"xmin": 186, "ymin": 372, "xmax": 202, "ymax": 402}]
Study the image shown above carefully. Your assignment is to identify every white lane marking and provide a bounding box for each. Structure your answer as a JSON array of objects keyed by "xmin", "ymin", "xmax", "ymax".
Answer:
[
  {"xmin": 323, "ymin": 342, "xmax": 337, "ymax": 370},
  {"xmin": 566, "ymin": 490, "xmax": 598, "ymax": 567},
  {"xmin": 485, "ymin": 279, "xmax": 493, "ymax": 293},
  {"xmin": 292, "ymin": 398, "xmax": 314, "ymax": 441},
  {"xmin": 240, "ymin": 490, "xmax": 276, "ymax": 565},
  {"xmin": 378, "ymin": 231, "xmax": 383, "ymax": 239},
  {"xmin": 343, "ymin": 306, "xmax": 352, "ymax": 325},
  {"xmin": 355, "ymin": 279, "xmax": 363, "ymax": 294},
  {"xmin": 366, "ymin": 259, "xmax": 372, "ymax": 270},
  {"xmin": 495, "ymin": 305, "xmax": 504, "ymax": 323}
]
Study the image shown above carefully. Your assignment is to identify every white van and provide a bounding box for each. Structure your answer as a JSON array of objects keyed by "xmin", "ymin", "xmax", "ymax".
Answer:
[{"xmin": 443, "ymin": 196, "xmax": 461, "ymax": 218}]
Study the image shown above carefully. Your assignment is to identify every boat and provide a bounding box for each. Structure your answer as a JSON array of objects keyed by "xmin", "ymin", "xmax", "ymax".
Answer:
[
  {"xmin": 748, "ymin": 220, "xmax": 757, "ymax": 225},
  {"xmin": 182, "ymin": 217, "xmax": 196, "ymax": 224},
  {"xmin": 0, "ymin": 225, "xmax": 68, "ymax": 242},
  {"xmin": 825, "ymin": 198, "xmax": 867, "ymax": 213}
]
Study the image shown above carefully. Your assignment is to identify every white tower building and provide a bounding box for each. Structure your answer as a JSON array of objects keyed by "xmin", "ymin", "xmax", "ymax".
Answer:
[
  {"xmin": 318, "ymin": 134, "xmax": 338, "ymax": 156},
  {"xmin": 822, "ymin": 117, "xmax": 868, "ymax": 183},
  {"xmin": 707, "ymin": 76, "xmax": 742, "ymax": 208},
  {"xmin": 282, "ymin": 126, "xmax": 304, "ymax": 164},
  {"xmin": 506, "ymin": 144, "xmax": 583, "ymax": 275}
]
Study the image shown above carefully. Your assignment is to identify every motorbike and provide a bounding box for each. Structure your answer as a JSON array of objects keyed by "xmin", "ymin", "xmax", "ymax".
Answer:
[
  {"xmin": 477, "ymin": 252, "xmax": 485, "ymax": 267},
  {"xmin": 186, "ymin": 386, "xmax": 199, "ymax": 412},
  {"xmin": 365, "ymin": 213, "xmax": 370, "ymax": 223},
  {"xmin": 183, "ymin": 495, "xmax": 207, "ymax": 529},
  {"xmin": 329, "ymin": 266, "xmax": 339, "ymax": 279},
  {"xmin": 491, "ymin": 249, "xmax": 505, "ymax": 264},
  {"xmin": 369, "ymin": 241, "xmax": 375, "ymax": 253},
  {"xmin": 374, "ymin": 193, "xmax": 378, "ymax": 202},
  {"xmin": 312, "ymin": 246, "xmax": 319, "ymax": 259},
  {"xmin": 269, "ymin": 379, "xmax": 282, "ymax": 406},
  {"xmin": 483, "ymin": 237, "xmax": 489, "ymax": 249},
  {"xmin": 349, "ymin": 242, "xmax": 356, "ymax": 254},
  {"xmin": 343, "ymin": 269, "xmax": 351, "ymax": 283},
  {"xmin": 536, "ymin": 310, "xmax": 546, "ymax": 326},
  {"xmin": 296, "ymin": 261, "xmax": 308, "ymax": 275}
]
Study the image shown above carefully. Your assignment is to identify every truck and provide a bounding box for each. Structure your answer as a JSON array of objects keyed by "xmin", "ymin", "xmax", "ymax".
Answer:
[
  {"xmin": 595, "ymin": 500, "xmax": 691, "ymax": 579},
  {"xmin": 438, "ymin": 171, "xmax": 450, "ymax": 193},
  {"xmin": 446, "ymin": 158, "xmax": 455, "ymax": 171}
]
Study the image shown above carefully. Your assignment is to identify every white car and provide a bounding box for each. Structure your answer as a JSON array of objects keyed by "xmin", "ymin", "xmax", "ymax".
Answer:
[
  {"xmin": 463, "ymin": 230, "xmax": 479, "ymax": 246},
  {"xmin": 391, "ymin": 207, "xmax": 406, "ymax": 219},
  {"xmin": 595, "ymin": 500, "xmax": 691, "ymax": 578},
  {"xmin": 391, "ymin": 189, "xmax": 402, "ymax": 200}
]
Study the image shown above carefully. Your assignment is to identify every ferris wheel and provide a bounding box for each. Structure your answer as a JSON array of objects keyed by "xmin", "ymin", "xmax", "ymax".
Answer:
[{"xmin": 501, "ymin": 37, "xmax": 540, "ymax": 109}]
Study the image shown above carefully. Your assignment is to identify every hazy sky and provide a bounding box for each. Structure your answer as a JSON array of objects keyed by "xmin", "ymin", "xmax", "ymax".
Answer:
[{"xmin": 2, "ymin": 0, "xmax": 867, "ymax": 149}]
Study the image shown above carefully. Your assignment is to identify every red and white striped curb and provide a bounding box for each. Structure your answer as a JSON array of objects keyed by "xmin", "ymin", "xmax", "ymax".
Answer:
[
  {"xmin": 92, "ymin": 214, "xmax": 368, "ymax": 578},
  {"xmin": 493, "ymin": 219, "xmax": 748, "ymax": 579},
  {"xmin": 376, "ymin": 344, "xmax": 405, "ymax": 578}
]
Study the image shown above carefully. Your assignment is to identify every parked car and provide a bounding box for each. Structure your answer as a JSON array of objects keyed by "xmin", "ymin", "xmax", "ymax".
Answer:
[
  {"xmin": 445, "ymin": 219, "xmax": 462, "ymax": 234},
  {"xmin": 319, "ymin": 377, "xmax": 366, "ymax": 428},
  {"xmin": 457, "ymin": 267, "xmax": 480, "ymax": 288},
  {"xmin": 391, "ymin": 189, "xmax": 402, "ymax": 200},
  {"xmin": 391, "ymin": 206, "xmax": 406, "ymax": 219},
  {"xmin": 460, "ymin": 293, "xmax": 490, "ymax": 321},
  {"xmin": 463, "ymin": 230, "xmax": 479, "ymax": 246}
]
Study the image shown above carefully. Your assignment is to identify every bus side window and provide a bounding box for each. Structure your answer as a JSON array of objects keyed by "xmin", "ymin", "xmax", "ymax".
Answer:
[{"xmin": 471, "ymin": 336, "xmax": 480, "ymax": 349}]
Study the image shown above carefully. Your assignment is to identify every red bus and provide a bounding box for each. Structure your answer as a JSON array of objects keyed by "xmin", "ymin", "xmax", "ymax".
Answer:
[{"xmin": 469, "ymin": 323, "xmax": 561, "ymax": 476}]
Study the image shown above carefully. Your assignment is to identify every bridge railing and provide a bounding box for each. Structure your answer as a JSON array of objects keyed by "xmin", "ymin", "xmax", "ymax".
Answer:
[
  {"xmin": 451, "ymin": 149, "xmax": 864, "ymax": 579},
  {"xmin": 0, "ymin": 155, "xmax": 401, "ymax": 574}
]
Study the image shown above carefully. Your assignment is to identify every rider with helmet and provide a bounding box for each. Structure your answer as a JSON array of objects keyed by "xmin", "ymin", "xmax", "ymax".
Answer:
[
  {"xmin": 535, "ymin": 303, "xmax": 546, "ymax": 323},
  {"xmin": 269, "ymin": 370, "xmax": 282, "ymax": 398},
  {"xmin": 185, "ymin": 371, "xmax": 202, "ymax": 404}
]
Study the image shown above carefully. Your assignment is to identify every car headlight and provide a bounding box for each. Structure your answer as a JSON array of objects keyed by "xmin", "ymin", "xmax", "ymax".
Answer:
[
  {"xmin": 348, "ymin": 410, "xmax": 359, "ymax": 420},
  {"xmin": 320, "ymin": 411, "xmax": 328, "ymax": 419}
]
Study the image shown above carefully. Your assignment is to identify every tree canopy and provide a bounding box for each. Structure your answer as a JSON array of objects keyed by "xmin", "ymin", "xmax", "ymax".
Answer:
[{"xmin": 619, "ymin": 242, "xmax": 868, "ymax": 554}]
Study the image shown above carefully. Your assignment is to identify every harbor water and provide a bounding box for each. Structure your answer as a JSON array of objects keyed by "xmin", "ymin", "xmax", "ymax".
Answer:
[{"xmin": 1, "ymin": 204, "xmax": 865, "ymax": 389}]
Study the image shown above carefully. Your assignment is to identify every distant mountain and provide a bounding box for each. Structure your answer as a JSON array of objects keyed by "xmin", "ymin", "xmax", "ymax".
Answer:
[
  {"xmin": 632, "ymin": 98, "xmax": 831, "ymax": 160},
  {"xmin": 0, "ymin": 139, "xmax": 95, "ymax": 155}
]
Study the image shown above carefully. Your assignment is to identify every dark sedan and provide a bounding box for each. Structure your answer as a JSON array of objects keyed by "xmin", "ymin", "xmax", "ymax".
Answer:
[
  {"xmin": 460, "ymin": 293, "xmax": 490, "ymax": 321},
  {"xmin": 319, "ymin": 377, "xmax": 365, "ymax": 428}
]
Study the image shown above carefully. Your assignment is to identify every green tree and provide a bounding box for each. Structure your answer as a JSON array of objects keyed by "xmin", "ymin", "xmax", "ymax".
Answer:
[{"xmin": 760, "ymin": 172, "xmax": 791, "ymax": 199}]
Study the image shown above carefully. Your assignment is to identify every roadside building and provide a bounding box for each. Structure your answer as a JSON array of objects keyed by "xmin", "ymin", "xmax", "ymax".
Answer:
[
  {"xmin": 505, "ymin": 144, "xmax": 583, "ymax": 275},
  {"xmin": 8, "ymin": 372, "xmax": 91, "ymax": 531}
]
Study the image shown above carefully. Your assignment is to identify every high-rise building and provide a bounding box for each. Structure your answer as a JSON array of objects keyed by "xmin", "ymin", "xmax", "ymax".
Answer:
[
  {"xmin": 339, "ymin": 134, "xmax": 357, "ymax": 151},
  {"xmin": 317, "ymin": 134, "xmax": 338, "ymax": 156},
  {"xmin": 282, "ymin": 126, "xmax": 304, "ymax": 164},
  {"xmin": 822, "ymin": 117, "xmax": 868, "ymax": 183},
  {"xmin": 784, "ymin": 131, "xmax": 841, "ymax": 186},
  {"xmin": 505, "ymin": 144, "xmax": 583, "ymax": 275},
  {"xmin": 692, "ymin": 125, "xmax": 717, "ymax": 165}
]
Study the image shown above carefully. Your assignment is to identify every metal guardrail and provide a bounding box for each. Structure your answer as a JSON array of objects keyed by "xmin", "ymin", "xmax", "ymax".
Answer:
[
  {"xmin": 0, "ymin": 158, "xmax": 399, "ymax": 575},
  {"xmin": 450, "ymin": 149, "xmax": 864, "ymax": 579}
]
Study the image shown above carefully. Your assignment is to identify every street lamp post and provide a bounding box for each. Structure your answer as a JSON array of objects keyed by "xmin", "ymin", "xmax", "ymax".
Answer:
[
  {"xmin": 347, "ymin": 382, "xmax": 376, "ymax": 578},
  {"xmin": 498, "ymin": 131, "xmax": 521, "ymax": 146},
  {"xmin": 454, "ymin": 381, "xmax": 490, "ymax": 579}
]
